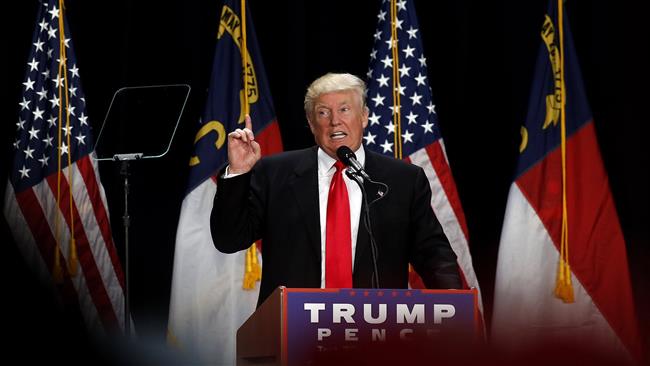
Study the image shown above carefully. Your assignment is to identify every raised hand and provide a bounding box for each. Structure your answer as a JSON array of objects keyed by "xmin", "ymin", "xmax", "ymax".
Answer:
[{"xmin": 227, "ymin": 114, "xmax": 261, "ymax": 174}]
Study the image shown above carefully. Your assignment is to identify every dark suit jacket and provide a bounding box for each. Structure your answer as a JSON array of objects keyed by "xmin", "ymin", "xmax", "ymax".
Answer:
[{"xmin": 211, "ymin": 146, "xmax": 462, "ymax": 306}]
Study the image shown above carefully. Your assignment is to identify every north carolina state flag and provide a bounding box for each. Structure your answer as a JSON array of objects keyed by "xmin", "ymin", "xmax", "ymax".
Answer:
[{"xmin": 491, "ymin": 1, "xmax": 641, "ymax": 364}]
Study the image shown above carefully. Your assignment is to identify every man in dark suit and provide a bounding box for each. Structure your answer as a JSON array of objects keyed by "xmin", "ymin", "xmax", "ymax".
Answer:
[{"xmin": 211, "ymin": 73, "xmax": 461, "ymax": 306}]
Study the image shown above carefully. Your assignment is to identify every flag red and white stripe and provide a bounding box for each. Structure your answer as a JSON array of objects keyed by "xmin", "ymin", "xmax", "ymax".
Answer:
[
  {"xmin": 5, "ymin": 1, "xmax": 126, "ymax": 335},
  {"xmin": 364, "ymin": 0, "xmax": 485, "ymax": 327}
]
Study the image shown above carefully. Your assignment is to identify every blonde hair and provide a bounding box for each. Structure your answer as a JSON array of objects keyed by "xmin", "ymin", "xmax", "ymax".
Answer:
[{"xmin": 304, "ymin": 73, "xmax": 367, "ymax": 115}]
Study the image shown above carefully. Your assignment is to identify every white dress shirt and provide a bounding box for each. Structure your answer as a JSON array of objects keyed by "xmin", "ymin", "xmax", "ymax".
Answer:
[{"xmin": 317, "ymin": 147, "xmax": 364, "ymax": 288}]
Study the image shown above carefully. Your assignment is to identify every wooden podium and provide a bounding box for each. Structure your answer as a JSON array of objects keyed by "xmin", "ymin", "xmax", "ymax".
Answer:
[{"xmin": 237, "ymin": 287, "xmax": 479, "ymax": 365}]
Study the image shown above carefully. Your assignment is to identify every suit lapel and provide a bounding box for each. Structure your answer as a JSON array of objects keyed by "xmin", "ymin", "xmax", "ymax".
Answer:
[{"xmin": 288, "ymin": 147, "xmax": 322, "ymax": 264}]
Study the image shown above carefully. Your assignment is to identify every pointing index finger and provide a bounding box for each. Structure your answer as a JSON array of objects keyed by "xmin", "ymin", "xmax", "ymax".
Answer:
[{"xmin": 244, "ymin": 114, "xmax": 253, "ymax": 132}]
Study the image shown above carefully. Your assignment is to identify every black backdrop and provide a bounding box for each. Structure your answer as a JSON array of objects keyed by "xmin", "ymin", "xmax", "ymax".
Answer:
[{"xmin": 3, "ymin": 0, "xmax": 648, "ymax": 362}]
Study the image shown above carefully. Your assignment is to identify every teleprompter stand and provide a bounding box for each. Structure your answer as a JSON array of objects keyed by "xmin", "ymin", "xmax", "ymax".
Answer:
[{"xmin": 93, "ymin": 84, "xmax": 190, "ymax": 336}]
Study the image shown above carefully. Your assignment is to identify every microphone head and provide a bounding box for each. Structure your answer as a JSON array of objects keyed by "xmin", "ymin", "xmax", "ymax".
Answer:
[{"xmin": 336, "ymin": 146, "xmax": 356, "ymax": 166}]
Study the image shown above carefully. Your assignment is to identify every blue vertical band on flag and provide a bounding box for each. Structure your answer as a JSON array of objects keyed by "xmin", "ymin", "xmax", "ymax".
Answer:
[
  {"xmin": 167, "ymin": 0, "xmax": 281, "ymax": 363},
  {"xmin": 492, "ymin": 1, "xmax": 641, "ymax": 362},
  {"xmin": 516, "ymin": 1, "xmax": 591, "ymax": 177},
  {"xmin": 186, "ymin": 0, "xmax": 277, "ymax": 193}
]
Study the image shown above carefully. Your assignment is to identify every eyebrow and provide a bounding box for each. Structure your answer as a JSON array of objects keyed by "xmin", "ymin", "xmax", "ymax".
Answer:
[{"xmin": 315, "ymin": 100, "xmax": 352, "ymax": 109}]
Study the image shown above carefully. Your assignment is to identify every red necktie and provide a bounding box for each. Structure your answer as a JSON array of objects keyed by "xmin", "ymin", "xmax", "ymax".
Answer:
[{"xmin": 325, "ymin": 161, "xmax": 352, "ymax": 288}]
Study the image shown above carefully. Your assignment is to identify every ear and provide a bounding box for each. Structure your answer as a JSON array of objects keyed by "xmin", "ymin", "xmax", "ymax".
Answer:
[
  {"xmin": 306, "ymin": 113, "xmax": 316, "ymax": 134},
  {"xmin": 362, "ymin": 105, "xmax": 369, "ymax": 128}
]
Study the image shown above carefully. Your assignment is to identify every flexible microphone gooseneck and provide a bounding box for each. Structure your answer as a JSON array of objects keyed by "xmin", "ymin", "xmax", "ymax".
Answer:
[{"xmin": 337, "ymin": 146, "xmax": 389, "ymax": 289}]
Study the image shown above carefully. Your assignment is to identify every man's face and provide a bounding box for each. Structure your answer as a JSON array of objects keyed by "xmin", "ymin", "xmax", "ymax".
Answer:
[{"xmin": 308, "ymin": 90, "xmax": 369, "ymax": 159}]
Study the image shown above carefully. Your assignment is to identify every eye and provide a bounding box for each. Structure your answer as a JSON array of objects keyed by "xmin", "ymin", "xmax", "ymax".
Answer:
[{"xmin": 317, "ymin": 109, "xmax": 331, "ymax": 118}]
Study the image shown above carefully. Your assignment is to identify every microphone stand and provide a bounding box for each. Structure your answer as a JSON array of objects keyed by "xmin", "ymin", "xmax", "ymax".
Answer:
[{"xmin": 345, "ymin": 170, "xmax": 388, "ymax": 289}]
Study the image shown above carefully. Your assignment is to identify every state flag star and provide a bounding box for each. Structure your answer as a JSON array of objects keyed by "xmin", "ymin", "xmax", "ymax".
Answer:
[
  {"xmin": 363, "ymin": 132, "xmax": 376, "ymax": 145},
  {"xmin": 396, "ymin": 0, "xmax": 407, "ymax": 11},
  {"xmin": 377, "ymin": 10, "xmax": 387, "ymax": 21},
  {"xmin": 41, "ymin": 69, "xmax": 51, "ymax": 81},
  {"xmin": 16, "ymin": 119, "xmax": 26, "ymax": 130},
  {"xmin": 47, "ymin": 48, "xmax": 54, "ymax": 59},
  {"xmin": 395, "ymin": 18, "xmax": 403, "ymax": 30},
  {"xmin": 64, "ymin": 38, "xmax": 70, "ymax": 48},
  {"xmin": 374, "ymin": 30, "xmax": 382, "ymax": 41},
  {"xmin": 370, "ymin": 49, "xmax": 377, "ymax": 60},
  {"xmin": 63, "ymin": 124, "xmax": 74, "ymax": 136},
  {"xmin": 394, "ymin": 84, "xmax": 406, "ymax": 96},
  {"xmin": 389, "ymin": 104, "xmax": 401, "ymax": 115},
  {"xmin": 366, "ymin": 68, "xmax": 373, "ymax": 79},
  {"xmin": 13, "ymin": 139, "xmax": 21, "ymax": 149},
  {"xmin": 380, "ymin": 139, "xmax": 393, "ymax": 153},
  {"xmin": 59, "ymin": 142, "xmax": 68, "ymax": 155},
  {"xmin": 19, "ymin": 166, "xmax": 31, "ymax": 179},
  {"xmin": 68, "ymin": 105, "xmax": 76, "ymax": 116},
  {"xmin": 23, "ymin": 77, "xmax": 35, "ymax": 91},
  {"xmin": 69, "ymin": 86, "xmax": 77, "ymax": 97}
]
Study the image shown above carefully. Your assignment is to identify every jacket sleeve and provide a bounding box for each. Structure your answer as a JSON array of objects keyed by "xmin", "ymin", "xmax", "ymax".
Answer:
[
  {"xmin": 408, "ymin": 167, "xmax": 463, "ymax": 289},
  {"xmin": 210, "ymin": 165, "xmax": 266, "ymax": 254}
]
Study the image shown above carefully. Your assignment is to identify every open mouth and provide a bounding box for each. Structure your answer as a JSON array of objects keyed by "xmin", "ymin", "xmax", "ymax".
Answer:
[{"xmin": 330, "ymin": 131, "xmax": 347, "ymax": 140}]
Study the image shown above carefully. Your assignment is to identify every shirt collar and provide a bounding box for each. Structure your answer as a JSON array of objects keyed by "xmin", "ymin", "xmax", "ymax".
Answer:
[{"xmin": 317, "ymin": 145, "xmax": 365, "ymax": 174}]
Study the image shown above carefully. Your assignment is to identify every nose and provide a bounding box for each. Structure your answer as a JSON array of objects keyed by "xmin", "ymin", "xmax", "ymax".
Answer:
[{"xmin": 330, "ymin": 111, "xmax": 342, "ymax": 126}]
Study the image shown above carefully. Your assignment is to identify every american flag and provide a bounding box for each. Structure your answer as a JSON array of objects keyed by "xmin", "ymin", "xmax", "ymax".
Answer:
[
  {"xmin": 364, "ymin": 0, "xmax": 485, "ymax": 323},
  {"xmin": 4, "ymin": 1, "xmax": 126, "ymax": 334}
]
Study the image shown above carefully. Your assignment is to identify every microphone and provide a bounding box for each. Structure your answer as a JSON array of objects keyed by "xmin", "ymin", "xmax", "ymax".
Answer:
[{"xmin": 336, "ymin": 146, "xmax": 370, "ymax": 181}]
